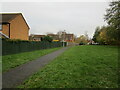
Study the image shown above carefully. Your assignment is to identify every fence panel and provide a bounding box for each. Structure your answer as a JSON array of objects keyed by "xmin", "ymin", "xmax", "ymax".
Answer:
[{"xmin": 2, "ymin": 39, "xmax": 66, "ymax": 55}]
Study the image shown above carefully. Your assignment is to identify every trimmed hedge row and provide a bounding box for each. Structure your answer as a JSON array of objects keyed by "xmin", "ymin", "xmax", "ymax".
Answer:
[{"xmin": 2, "ymin": 39, "xmax": 66, "ymax": 55}]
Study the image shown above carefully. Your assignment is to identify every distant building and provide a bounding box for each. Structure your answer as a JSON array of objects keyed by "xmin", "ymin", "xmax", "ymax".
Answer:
[
  {"xmin": 30, "ymin": 31, "xmax": 75, "ymax": 42},
  {"xmin": 58, "ymin": 31, "xmax": 74, "ymax": 42},
  {"xmin": 47, "ymin": 34, "xmax": 60, "ymax": 41},
  {"xmin": 47, "ymin": 32, "xmax": 75, "ymax": 42},
  {"xmin": 65, "ymin": 34, "xmax": 74, "ymax": 42},
  {"xmin": 29, "ymin": 34, "xmax": 45, "ymax": 41},
  {"xmin": 0, "ymin": 13, "xmax": 30, "ymax": 40}
]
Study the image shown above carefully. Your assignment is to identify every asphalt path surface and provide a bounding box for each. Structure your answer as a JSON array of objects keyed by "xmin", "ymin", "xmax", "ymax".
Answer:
[{"xmin": 2, "ymin": 47, "xmax": 69, "ymax": 88}]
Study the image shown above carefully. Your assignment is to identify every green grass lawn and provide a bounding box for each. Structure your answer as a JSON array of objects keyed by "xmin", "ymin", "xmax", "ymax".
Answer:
[
  {"xmin": 19, "ymin": 45, "xmax": 119, "ymax": 88},
  {"xmin": 2, "ymin": 47, "xmax": 61, "ymax": 72}
]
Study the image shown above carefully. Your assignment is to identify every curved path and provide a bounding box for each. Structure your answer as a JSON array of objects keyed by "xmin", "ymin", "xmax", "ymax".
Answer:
[{"xmin": 2, "ymin": 47, "xmax": 69, "ymax": 88}]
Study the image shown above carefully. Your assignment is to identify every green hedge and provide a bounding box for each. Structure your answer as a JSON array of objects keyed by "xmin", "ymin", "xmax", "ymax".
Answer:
[{"xmin": 2, "ymin": 39, "xmax": 66, "ymax": 55}]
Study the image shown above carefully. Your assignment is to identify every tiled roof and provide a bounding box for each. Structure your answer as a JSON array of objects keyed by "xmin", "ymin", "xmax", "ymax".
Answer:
[
  {"xmin": 0, "ymin": 13, "xmax": 30, "ymax": 29},
  {"xmin": 0, "ymin": 13, "xmax": 20, "ymax": 23},
  {"xmin": 30, "ymin": 35, "xmax": 45, "ymax": 38}
]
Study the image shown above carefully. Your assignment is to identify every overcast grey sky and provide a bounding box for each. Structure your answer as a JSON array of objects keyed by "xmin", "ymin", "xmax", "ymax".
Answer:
[{"xmin": 1, "ymin": 2, "xmax": 109, "ymax": 38}]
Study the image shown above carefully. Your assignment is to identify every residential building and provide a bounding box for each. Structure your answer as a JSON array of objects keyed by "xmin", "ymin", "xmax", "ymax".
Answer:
[
  {"xmin": 29, "ymin": 31, "xmax": 75, "ymax": 42},
  {"xmin": 57, "ymin": 31, "xmax": 74, "ymax": 42},
  {"xmin": 47, "ymin": 34, "xmax": 60, "ymax": 41},
  {"xmin": 0, "ymin": 13, "xmax": 30, "ymax": 40},
  {"xmin": 65, "ymin": 34, "xmax": 74, "ymax": 42},
  {"xmin": 29, "ymin": 34, "xmax": 45, "ymax": 41}
]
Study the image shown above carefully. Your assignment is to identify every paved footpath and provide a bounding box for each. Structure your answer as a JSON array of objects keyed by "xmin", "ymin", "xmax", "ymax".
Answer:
[{"xmin": 2, "ymin": 47, "xmax": 69, "ymax": 88}]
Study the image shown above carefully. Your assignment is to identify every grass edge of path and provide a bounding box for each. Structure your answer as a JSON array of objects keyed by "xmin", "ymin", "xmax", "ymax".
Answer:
[
  {"xmin": 2, "ymin": 47, "xmax": 62, "ymax": 72},
  {"xmin": 18, "ymin": 45, "xmax": 118, "ymax": 88}
]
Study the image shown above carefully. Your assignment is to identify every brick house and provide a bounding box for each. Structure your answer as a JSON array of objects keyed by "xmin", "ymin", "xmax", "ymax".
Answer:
[
  {"xmin": 57, "ymin": 31, "xmax": 74, "ymax": 42},
  {"xmin": 29, "ymin": 34, "xmax": 45, "ymax": 41},
  {"xmin": 0, "ymin": 13, "xmax": 30, "ymax": 40},
  {"xmin": 47, "ymin": 33, "xmax": 75, "ymax": 42},
  {"xmin": 47, "ymin": 34, "xmax": 59, "ymax": 41},
  {"xmin": 65, "ymin": 34, "xmax": 74, "ymax": 42}
]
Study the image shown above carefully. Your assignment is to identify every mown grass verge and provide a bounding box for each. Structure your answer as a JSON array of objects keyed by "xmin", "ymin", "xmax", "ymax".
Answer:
[
  {"xmin": 19, "ymin": 45, "xmax": 118, "ymax": 88},
  {"xmin": 2, "ymin": 47, "xmax": 61, "ymax": 72}
]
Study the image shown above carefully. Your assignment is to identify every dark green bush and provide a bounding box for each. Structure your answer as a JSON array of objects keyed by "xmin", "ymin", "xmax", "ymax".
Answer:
[
  {"xmin": 2, "ymin": 39, "xmax": 65, "ymax": 55},
  {"xmin": 41, "ymin": 36, "xmax": 53, "ymax": 42}
]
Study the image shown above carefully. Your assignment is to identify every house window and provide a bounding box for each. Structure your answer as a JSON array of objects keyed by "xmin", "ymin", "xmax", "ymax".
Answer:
[{"xmin": 0, "ymin": 24, "xmax": 2, "ymax": 31}]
